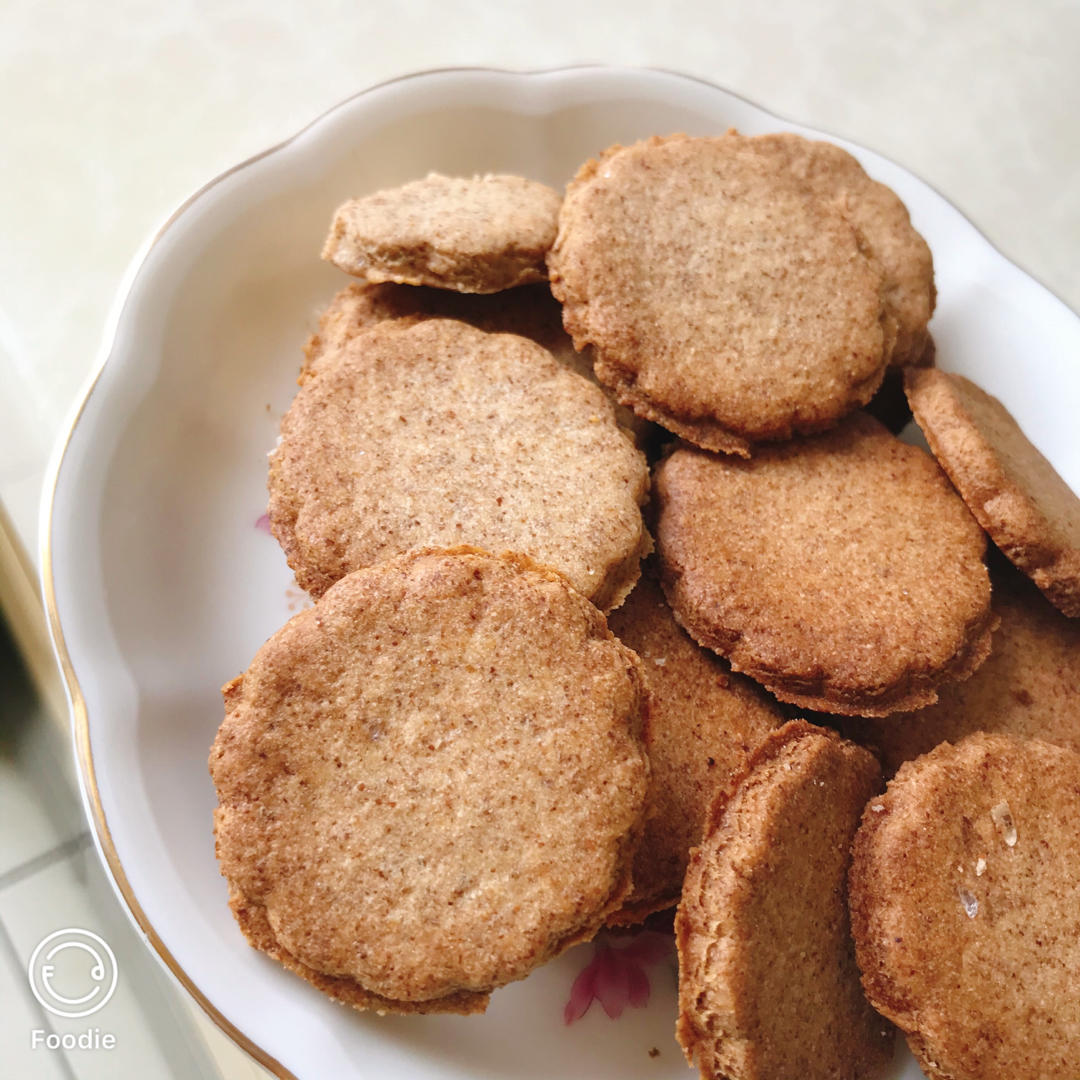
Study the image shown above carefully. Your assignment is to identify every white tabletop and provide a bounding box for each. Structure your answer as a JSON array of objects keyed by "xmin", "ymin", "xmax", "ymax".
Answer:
[{"xmin": 2, "ymin": 0, "xmax": 1079, "ymax": 562}]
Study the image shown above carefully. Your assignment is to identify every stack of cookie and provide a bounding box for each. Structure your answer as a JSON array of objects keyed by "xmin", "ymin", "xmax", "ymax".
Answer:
[{"xmin": 210, "ymin": 133, "xmax": 1080, "ymax": 1079}]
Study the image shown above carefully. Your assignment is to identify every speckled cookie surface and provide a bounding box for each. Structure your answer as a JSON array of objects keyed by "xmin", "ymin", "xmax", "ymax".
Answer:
[
  {"xmin": 301, "ymin": 281, "xmax": 584, "ymax": 377},
  {"xmin": 654, "ymin": 412, "xmax": 996, "ymax": 715},
  {"xmin": 210, "ymin": 549, "xmax": 651, "ymax": 1006},
  {"xmin": 322, "ymin": 173, "xmax": 561, "ymax": 293},
  {"xmin": 606, "ymin": 568, "xmax": 783, "ymax": 923},
  {"xmin": 906, "ymin": 367, "xmax": 1080, "ymax": 616},
  {"xmin": 228, "ymin": 890, "xmax": 489, "ymax": 1015},
  {"xmin": 853, "ymin": 565, "xmax": 1080, "ymax": 774},
  {"xmin": 676, "ymin": 721, "xmax": 890, "ymax": 1080},
  {"xmin": 749, "ymin": 133, "xmax": 935, "ymax": 368},
  {"xmin": 850, "ymin": 733, "xmax": 1080, "ymax": 1080},
  {"xmin": 300, "ymin": 281, "xmax": 653, "ymax": 443},
  {"xmin": 270, "ymin": 317, "xmax": 650, "ymax": 609},
  {"xmin": 548, "ymin": 133, "xmax": 893, "ymax": 456}
]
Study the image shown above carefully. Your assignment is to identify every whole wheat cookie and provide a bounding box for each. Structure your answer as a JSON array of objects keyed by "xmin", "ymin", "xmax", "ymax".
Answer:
[
  {"xmin": 851, "ymin": 563, "xmax": 1080, "ymax": 774},
  {"xmin": 850, "ymin": 733, "xmax": 1080, "ymax": 1080},
  {"xmin": 228, "ymin": 889, "xmax": 489, "ymax": 1015},
  {"xmin": 548, "ymin": 133, "xmax": 894, "ymax": 456},
  {"xmin": 606, "ymin": 567, "xmax": 783, "ymax": 924},
  {"xmin": 654, "ymin": 413, "xmax": 996, "ymax": 715},
  {"xmin": 301, "ymin": 282, "xmax": 585, "ymax": 379},
  {"xmin": 299, "ymin": 281, "xmax": 653, "ymax": 444},
  {"xmin": 269, "ymin": 317, "xmax": 651, "ymax": 609},
  {"xmin": 748, "ymin": 133, "xmax": 935, "ymax": 368},
  {"xmin": 322, "ymin": 173, "xmax": 561, "ymax": 293},
  {"xmin": 676, "ymin": 721, "xmax": 891, "ymax": 1080},
  {"xmin": 210, "ymin": 548, "xmax": 651, "ymax": 1010},
  {"xmin": 906, "ymin": 367, "xmax": 1080, "ymax": 616}
]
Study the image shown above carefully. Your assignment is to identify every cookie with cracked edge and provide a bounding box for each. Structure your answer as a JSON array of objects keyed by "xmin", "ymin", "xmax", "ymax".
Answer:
[
  {"xmin": 548, "ymin": 133, "xmax": 894, "ymax": 456},
  {"xmin": 269, "ymin": 317, "xmax": 651, "ymax": 610},
  {"xmin": 906, "ymin": 367, "xmax": 1080, "ymax": 617},
  {"xmin": 654, "ymin": 412, "xmax": 996, "ymax": 715},
  {"xmin": 848, "ymin": 562, "xmax": 1080, "ymax": 774},
  {"xmin": 210, "ymin": 548, "xmax": 651, "ymax": 1008},
  {"xmin": 850, "ymin": 733, "xmax": 1080, "ymax": 1080},
  {"xmin": 322, "ymin": 172, "xmax": 561, "ymax": 293},
  {"xmin": 606, "ymin": 566, "xmax": 783, "ymax": 924},
  {"xmin": 676, "ymin": 720, "xmax": 892, "ymax": 1080}
]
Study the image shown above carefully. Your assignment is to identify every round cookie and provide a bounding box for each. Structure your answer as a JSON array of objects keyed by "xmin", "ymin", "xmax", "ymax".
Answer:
[
  {"xmin": 906, "ymin": 367, "xmax": 1080, "ymax": 616},
  {"xmin": 749, "ymin": 132, "xmax": 935, "ymax": 368},
  {"xmin": 654, "ymin": 412, "xmax": 996, "ymax": 716},
  {"xmin": 322, "ymin": 172, "xmax": 561, "ymax": 293},
  {"xmin": 269, "ymin": 317, "xmax": 651, "ymax": 609},
  {"xmin": 676, "ymin": 721, "xmax": 891, "ymax": 1080},
  {"xmin": 852, "ymin": 564, "xmax": 1080, "ymax": 774},
  {"xmin": 548, "ymin": 133, "xmax": 894, "ymax": 456},
  {"xmin": 210, "ymin": 548, "xmax": 651, "ymax": 1008},
  {"xmin": 299, "ymin": 281, "xmax": 654, "ymax": 445},
  {"xmin": 606, "ymin": 567, "xmax": 783, "ymax": 924},
  {"xmin": 850, "ymin": 733, "xmax": 1080, "ymax": 1080}
]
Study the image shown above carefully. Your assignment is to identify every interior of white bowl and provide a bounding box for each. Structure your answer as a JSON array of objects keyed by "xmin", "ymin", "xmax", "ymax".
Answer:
[{"xmin": 45, "ymin": 66, "xmax": 1080, "ymax": 1080}]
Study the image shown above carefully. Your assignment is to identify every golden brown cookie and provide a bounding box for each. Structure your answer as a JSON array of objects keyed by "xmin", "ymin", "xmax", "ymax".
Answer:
[
  {"xmin": 606, "ymin": 567, "xmax": 783, "ymax": 924},
  {"xmin": 850, "ymin": 733, "xmax": 1080, "ymax": 1080},
  {"xmin": 906, "ymin": 367, "xmax": 1080, "ymax": 616},
  {"xmin": 677, "ymin": 721, "xmax": 891, "ymax": 1080},
  {"xmin": 301, "ymin": 281, "xmax": 584, "ymax": 378},
  {"xmin": 210, "ymin": 548, "xmax": 651, "ymax": 1009},
  {"xmin": 269, "ymin": 318, "xmax": 651, "ymax": 609},
  {"xmin": 322, "ymin": 173, "xmax": 561, "ymax": 293},
  {"xmin": 548, "ymin": 133, "xmax": 894, "ymax": 456},
  {"xmin": 229, "ymin": 890, "xmax": 489, "ymax": 1015},
  {"xmin": 852, "ymin": 564, "xmax": 1080, "ymax": 774},
  {"xmin": 654, "ymin": 412, "xmax": 996, "ymax": 716},
  {"xmin": 749, "ymin": 133, "xmax": 935, "ymax": 368},
  {"xmin": 299, "ymin": 281, "xmax": 654, "ymax": 445}
]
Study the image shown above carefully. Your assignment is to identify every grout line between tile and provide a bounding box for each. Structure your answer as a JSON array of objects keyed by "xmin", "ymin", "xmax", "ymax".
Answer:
[
  {"xmin": 0, "ymin": 832, "xmax": 92, "ymax": 893},
  {"xmin": 0, "ymin": 912, "xmax": 80, "ymax": 1080}
]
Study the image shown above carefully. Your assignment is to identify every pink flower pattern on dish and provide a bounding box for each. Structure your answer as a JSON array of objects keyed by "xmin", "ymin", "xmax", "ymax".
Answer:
[{"xmin": 563, "ymin": 930, "xmax": 674, "ymax": 1024}]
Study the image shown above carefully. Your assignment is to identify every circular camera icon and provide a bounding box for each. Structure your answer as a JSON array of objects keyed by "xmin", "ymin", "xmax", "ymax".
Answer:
[{"xmin": 27, "ymin": 928, "xmax": 118, "ymax": 1018}]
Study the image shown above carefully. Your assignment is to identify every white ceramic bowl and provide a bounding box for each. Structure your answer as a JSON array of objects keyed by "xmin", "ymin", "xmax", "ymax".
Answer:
[{"xmin": 43, "ymin": 66, "xmax": 1080, "ymax": 1080}]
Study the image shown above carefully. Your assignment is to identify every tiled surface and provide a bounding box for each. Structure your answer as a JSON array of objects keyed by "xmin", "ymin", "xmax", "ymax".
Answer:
[
  {"xmin": 0, "ymin": 614, "xmax": 271, "ymax": 1079},
  {"xmin": 1, "ymin": 846, "xmax": 211, "ymax": 1080},
  {"xmin": 0, "ymin": 926, "xmax": 71, "ymax": 1080},
  {"xmin": 0, "ymin": 682, "xmax": 83, "ymax": 877}
]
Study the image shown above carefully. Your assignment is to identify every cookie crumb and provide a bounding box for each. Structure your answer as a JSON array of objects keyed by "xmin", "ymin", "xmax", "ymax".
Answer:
[
  {"xmin": 958, "ymin": 888, "xmax": 979, "ymax": 919},
  {"xmin": 648, "ymin": 1047, "xmax": 660, "ymax": 1058},
  {"xmin": 990, "ymin": 800, "xmax": 1018, "ymax": 846}
]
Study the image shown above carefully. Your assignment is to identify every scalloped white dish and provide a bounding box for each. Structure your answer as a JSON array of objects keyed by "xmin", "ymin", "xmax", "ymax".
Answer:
[{"xmin": 43, "ymin": 66, "xmax": 1080, "ymax": 1080}]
